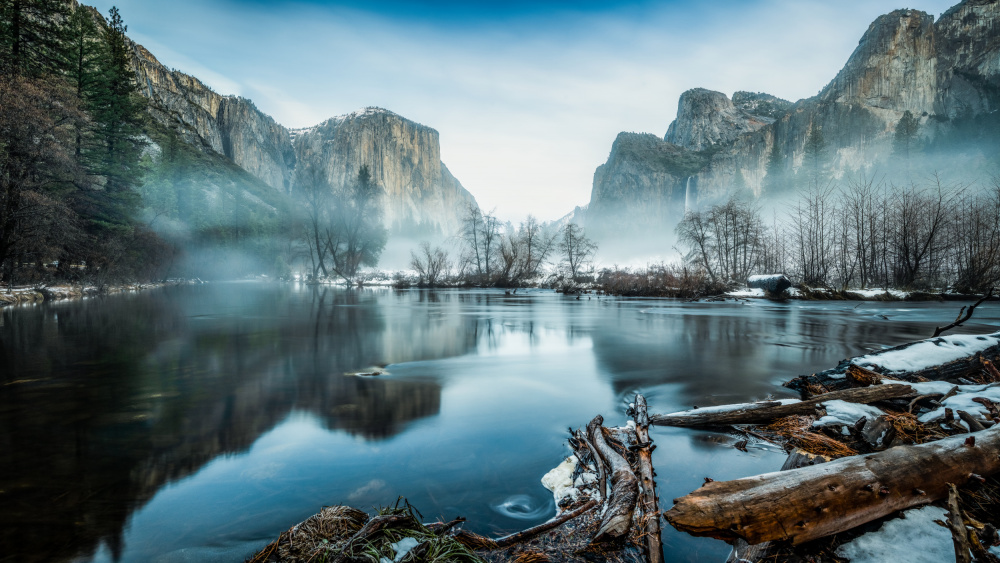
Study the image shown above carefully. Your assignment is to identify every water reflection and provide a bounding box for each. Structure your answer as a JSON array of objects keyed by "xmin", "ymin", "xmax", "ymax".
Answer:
[{"xmin": 0, "ymin": 286, "xmax": 996, "ymax": 563}]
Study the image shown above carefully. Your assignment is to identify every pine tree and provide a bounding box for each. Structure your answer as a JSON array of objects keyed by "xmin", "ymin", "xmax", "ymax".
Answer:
[
  {"xmin": 893, "ymin": 110, "xmax": 920, "ymax": 162},
  {"xmin": 765, "ymin": 136, "xmax": 784, "ymax": 194},
  {"xmin": 87, "ymin": 6, "xmax": 145, "ymax": 232},
  {"xmin": 62, "ymin": 5, "xmax": 105, "ymax": 163},
  {"xmin": 0, "ymin": 0, "xmax": 71, "ymax": 76},
  {"xmin": 803, "ymin": 123, "xmax": 827, "ymax": 189}
]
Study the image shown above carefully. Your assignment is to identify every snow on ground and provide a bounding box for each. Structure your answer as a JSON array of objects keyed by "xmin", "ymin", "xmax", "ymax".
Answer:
[
  {"xmin": 917, "ymin": 385, "xmax": 1000, "ymax": 425},
  {"xmin": 853, "ymin": 333, "xmax": 1000, "ymax": 373},
  {"xmin": 726, "ymin": 288, "xmax": 765, "ymax": 298},
  {"xmin": 847, "ymin": 288, "xmax": 910, "ymax": 299},
  {"xmin": 813, "ymin": 400, "xmax": 885, "ymax": 428},
  {"xmin": 541, "ymin": 456, "xmax": 579, "ymax": 505},
  {"xmin": 662, "ymin": 399, "xmax": 800, "ymax": 417},
  {"xmin": 835, "ymin": 505, "xmax": 952, "ymax": 563}
]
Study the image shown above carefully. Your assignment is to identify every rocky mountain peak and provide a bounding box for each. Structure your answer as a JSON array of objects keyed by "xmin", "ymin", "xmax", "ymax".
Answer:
[
  {"xmin": 731, "ymin": 91, "xmax": 793, "ymax": 120},
  {"xmin": 820, "ymin": 8, "xmax": 936, "ymax": 112},
  {"xmin": 665, "ymin": 88, "xmax": 772, "ymax": 151},
  {"xmin": 293, "ymin": 108, "xmax": 475, "ymax": 236}
]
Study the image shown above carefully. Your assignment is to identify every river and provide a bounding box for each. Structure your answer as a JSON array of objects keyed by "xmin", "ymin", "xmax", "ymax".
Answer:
[{"xmin": 1, "ymin": 283, "xmax": 997, "ymax": 563}]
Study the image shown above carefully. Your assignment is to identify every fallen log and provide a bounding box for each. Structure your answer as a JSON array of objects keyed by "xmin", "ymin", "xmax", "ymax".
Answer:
[
  {"xmin": 785, "ymin": 332, "xmax": 1000, "ymax": 393},
  {"xmin": 633, "ymin": 395, "xmax": 663, "ymax": 563},
  {"xmin": 725, "ymin": 450, "xmax": 830, "ymax": 563},
  {"xmin": 587, "ymin": 415, "xmax": 639, "ymax": 541},
  {"xmin": 665, "ymin": 426, "xmax": 1000, "ymax": 546},
  {"xmin": 649, "ymin": 384, "xmax": 915, "ymax": 428}
]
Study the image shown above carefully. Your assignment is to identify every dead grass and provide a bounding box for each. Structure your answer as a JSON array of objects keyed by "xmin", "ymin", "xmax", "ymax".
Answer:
[{"xmin": 764, "ymin": 415, "xmax": 859, "ymax": 458}]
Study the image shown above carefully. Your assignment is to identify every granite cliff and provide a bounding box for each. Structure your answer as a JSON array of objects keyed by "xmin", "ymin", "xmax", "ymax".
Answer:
[
  {"xmin": 129, "ymin": 40, "xmax": 477, "ymax": 238},
  {"xmin": 586, "ymin": 0, "xmax": 1000, "ymax": 244},
  {"xmin": 292, "ymin": 108, "xmax": 477, "ymax": 236}
]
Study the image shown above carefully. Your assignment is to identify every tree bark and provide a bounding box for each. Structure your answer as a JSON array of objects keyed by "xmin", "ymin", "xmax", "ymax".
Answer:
[
  {"xmin": 634, "ymin": 395, "xmax": 664, "ymax": 563},
  {"xmin": 650, "ymin": 384, "xmax": 915, "ymax": 428},
  {"xmin": 587, "ymin": 415, "xmax": 639, "ymax": 541},
  {"xmin": 665, "ymin": 426, "xmax": 1000, "ymax": 546}
]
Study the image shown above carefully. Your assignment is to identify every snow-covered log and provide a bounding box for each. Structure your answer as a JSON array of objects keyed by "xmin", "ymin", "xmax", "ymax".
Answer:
[
  {"xmin": 664, "ymin": 426, "xmax": 1000, "ymax": 546},
  {"xmin": 648, "ymin": 384, "xmax": 915, "ymax": 427},
  {"xmin": 747, "ymin": 274, "xmax": 792, "ymax": 295},
  {"xmin": 786, "ymin": 332, "xmax": 1000, "ymax": 393}
]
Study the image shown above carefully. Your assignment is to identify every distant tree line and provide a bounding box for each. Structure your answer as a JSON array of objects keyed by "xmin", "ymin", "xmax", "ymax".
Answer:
[
  {"xmin": 0, "ymin": 1, "xmax": 170, "ymax": 287},
  {"xmin": 405, "ymin": 204, "xmax": 597, "ymax": 288},
  {"xmin": 676, "ymin": 174, "xmax": 1000, "ymax": 293}
]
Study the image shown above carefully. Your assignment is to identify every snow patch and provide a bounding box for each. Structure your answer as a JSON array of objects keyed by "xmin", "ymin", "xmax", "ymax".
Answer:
[
  {"xmin": 574, "ymin": 472, "xmax": 598, "ymax": 488},
  {"xmin": 813, "ymin": 400, "xmax": 885, "ymax": 428},
  {"xmin": 836, "ymin": 505, "xmax": 951, "ymax": 563},
  {"xmin": 379, "ymin": 537, "xmax": 420, "ymax": 563},
  {"xmin": 848, "ymin": 288, "xmax": 910, "ymax": 299},
  {"xmin": 541, "ymin": 456, "xmax": 578, "ymax": 505},
  {"xmin": 727, "ymin": 288, "xmax": 765, "ymax": 298},
  {"xmin": 917, "ymin": 385, "xmax": 1000, "ymax": 424},
  {"xmin": 853, "ymin": 333, "xmax": 1000, "ymax": 373}
]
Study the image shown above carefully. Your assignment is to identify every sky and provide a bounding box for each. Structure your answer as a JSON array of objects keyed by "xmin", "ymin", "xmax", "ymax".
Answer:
[{"xmin": 88, "ymin": 0, "xmax": 959, "ymax": 223}]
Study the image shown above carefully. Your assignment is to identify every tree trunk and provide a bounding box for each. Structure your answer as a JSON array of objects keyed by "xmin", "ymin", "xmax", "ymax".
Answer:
[{"xmin": 665, "ymin": 426, "xmax": 1000, "ymax": 546}]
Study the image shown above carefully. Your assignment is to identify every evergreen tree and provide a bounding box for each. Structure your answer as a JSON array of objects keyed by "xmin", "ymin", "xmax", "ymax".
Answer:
[
  {"xmin": 893, "ymin": 110, "xmax": 920, "ymax": 162},
  {"xmin": 0, "ymin": 0, "xmax": 71, "ymax": 76},
  {"xmin": 62, "ymin": 5, "xmax": 105, "ymax": 163},
  {"xmin": 86, "ymin": 6, "xmax": 145, "ymax": 232},
  {"xmin": 803, "ymin": 123, "xmax": 827, "ymax": 189}
]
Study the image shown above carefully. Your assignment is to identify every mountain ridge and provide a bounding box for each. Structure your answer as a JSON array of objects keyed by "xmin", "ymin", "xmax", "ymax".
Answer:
[{"xmin": 585, "ymin": 0, "xmax": 1000, "ymax": 247}]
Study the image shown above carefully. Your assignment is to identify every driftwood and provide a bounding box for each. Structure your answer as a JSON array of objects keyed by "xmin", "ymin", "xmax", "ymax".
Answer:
[
  {"xmin": 633, "ymin": 395, "xmax": 663, "ymax": 563},
  {"xmin": 665, "ymin": 426, "xmax": 1000, "ymax": 546},
  {"xmin": 587, "ymin": 415, "xmax": 639, "ymax": 541},
  {"xmin": 785, "ymin": 337, "xmax": 1000, "ymax": 393},
  {"xmin": 493, "ymin": 499, "xmax": 598, "ymax": 548},
  {"xmin": 576, "ymin": 429, "xmax": 608, "ymax": 502},
  {"xmin": 934, "ymin": 288, "xmax": 994, "ymax": 337},
  {"xmin": 649, "ymin": 384, "xmax": 915, "ymax": 428}
]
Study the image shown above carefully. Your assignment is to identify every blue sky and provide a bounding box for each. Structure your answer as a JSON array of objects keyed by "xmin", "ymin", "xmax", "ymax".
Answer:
[{"xmin": 89, "ymin": 0, "xmax": 958, "ymax": 222}]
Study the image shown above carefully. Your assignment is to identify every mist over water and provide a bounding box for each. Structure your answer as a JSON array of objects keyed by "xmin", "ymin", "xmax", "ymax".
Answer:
[{"xmin": 1, "ymin": 284, "xmax": 998, "ymax": 563}]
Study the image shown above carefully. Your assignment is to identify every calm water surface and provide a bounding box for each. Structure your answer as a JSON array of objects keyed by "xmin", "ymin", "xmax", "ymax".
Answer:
[{"xmin": 1, "ymin": 284, "xmax": 998, "ymax": 563}]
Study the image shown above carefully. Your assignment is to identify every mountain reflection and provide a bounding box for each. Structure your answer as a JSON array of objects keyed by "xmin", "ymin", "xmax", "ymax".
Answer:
[{"xmin": 0, "ymin": 284, "xmax": 471, "ymax": 562}]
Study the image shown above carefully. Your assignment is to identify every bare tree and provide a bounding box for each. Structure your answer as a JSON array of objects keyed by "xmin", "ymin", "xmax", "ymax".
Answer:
[
  {"xmin": 677, "ymin": 210, "xmax": 717, "ymax": 282},
  {"xmin": 410, "ymin": 241, "xmax": 451, "ymax": 286},
  {"xmin": 458, "ymin": 204, "xmax": 501, "ymax": 284},
  {"xmin": 789, "ymin": 183, "xmax": 835, "ymax": 286},
  {"xmin": 560, "ymin": 223, "xmax": 597, "ymax": 280},
  {"xmin": 325, "ymin": 164, "xmax": 388, "ymax": 283},
  {"xmin": 293, "ymin": 163, "xmax": 333, "ymax": 280}
]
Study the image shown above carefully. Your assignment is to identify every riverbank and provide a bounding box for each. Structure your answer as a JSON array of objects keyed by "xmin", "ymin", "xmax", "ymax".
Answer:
[{"xmin": 0, "ymin": 279, "xmax": 202, "ymax": 308}]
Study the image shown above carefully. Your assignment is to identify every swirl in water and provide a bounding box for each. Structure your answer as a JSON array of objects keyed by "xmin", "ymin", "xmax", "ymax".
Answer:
[{"xmin": 492, "ymin": 494, "xmax": 552, "ymax": 520}]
